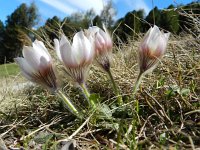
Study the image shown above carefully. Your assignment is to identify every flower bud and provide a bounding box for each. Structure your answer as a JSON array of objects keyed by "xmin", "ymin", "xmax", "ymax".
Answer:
[
  {"xmin": 15, "ymin": 40, "xmax": 57, "ymax": 92},
  {"xmin": 87, "ymin": 25, "xmax": 113, "ymax": 71},
  {"xmin": 54, "ymin": 31, "xmax": 95, "ymax": 83},
  {"xmin": 139, "ymin": 25, "xmax": 170, "ymax": 74}
]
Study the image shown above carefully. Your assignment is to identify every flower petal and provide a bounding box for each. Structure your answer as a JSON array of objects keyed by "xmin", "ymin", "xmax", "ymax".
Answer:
[
  {"xmin": 164, "ymin": 32, "xmax": 170, "ymax": 41},
  {"xmin": 54, "ymin": 39, "xmax": 62, "ymax": 61},
  {"xmin": 33, "ymin": 40, "xmax": 49, "ymax": 53},
  {"xmin": 32, "ymin": 40, "xmax": 51, "ymax": 61},
  {"xmin": 72, "ymin": 31, "xmax": 92, "ymax": 65},
  {"xmin": 60, "ymin": 34, "xmax": 70, "ymax": 47},
  {"xmin": 146, "ymin": 26, "xmax": 162, "ymax": 52},
  {"xmin": 88, "ymin": 26, "xmax": 99, "ymax": 35},
  {"xmin": 14, "ymin": 57, "xmax": 36, "ymax": 81},
  {"xmin": 102, "ymin": 25, "xmax": 112, "ymax": 48},
  {"xmin": 59, "ymin": 38, "xmax": 78, "ymax": 67},
  {"xmin": 23, "ymin": 46, "xmax": 49, "ymax": 72}
]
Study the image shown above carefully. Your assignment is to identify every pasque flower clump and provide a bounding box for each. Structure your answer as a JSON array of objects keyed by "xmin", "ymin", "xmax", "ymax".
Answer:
[{"xmin": 15, "ymin": 24, "xmax": 170, "ymax": 118}]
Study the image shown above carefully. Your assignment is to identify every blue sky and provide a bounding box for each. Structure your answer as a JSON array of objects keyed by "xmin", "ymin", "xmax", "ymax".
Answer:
[{"xmin": 0, "ymin": 0, "xmax": 197, "ymax": 26}]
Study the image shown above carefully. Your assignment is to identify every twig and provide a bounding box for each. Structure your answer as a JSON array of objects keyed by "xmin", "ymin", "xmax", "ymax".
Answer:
[
  {"xmin": 58, "ymin": 115, "xmax": 92, "ymax": 142},
  {"xmin": 185, "ymin": 109, "xmax": 200, "ymax": 115},
  {"xmin": 144, "ymin": 90, "xmax": 173, "ymax": 125},
  {"xmin": 0, "ymin": 118, "xmax": 27, "ymax": 138},
  {"xmin": 109, "ymin": 139, "xmax": 129, "ymax": 150},
  {"xmin": 20, "ymin": 117, "xmax": 61, "ymax": 141}
]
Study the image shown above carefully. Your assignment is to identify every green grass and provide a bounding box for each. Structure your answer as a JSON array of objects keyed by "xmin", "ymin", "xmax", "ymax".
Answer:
[{"xmin": 0, "ymin": 63, "xmax": 20, "ymax": 78}]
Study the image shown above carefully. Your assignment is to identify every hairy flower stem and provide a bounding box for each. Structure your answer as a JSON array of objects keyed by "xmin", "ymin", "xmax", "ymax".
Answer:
[
  {"xmin": 57, "ymin": 90, "xmax": 81, "ymax": 118},
  {"xmin": 132, "ymin": 72, "xmax": 144, "ymax": 97},
  {"xmin": 132, "ymin": 72, "xmax": 144, "ymax": 127},
  {"xmin": 79, "ymin": 83, "xmax": 96, "ymax": 109},
  {"xmin": 107, "ymin": 68, "xmax": 123, "ymax": 105}
]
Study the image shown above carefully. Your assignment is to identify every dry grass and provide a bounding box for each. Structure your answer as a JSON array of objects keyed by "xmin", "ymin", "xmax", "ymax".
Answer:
[
  {"xmin": 0, "ymin": 66, "xmax": 33, "ymax": 113},
  {"xmin": 0, "ymin": 32, "xmax": 199, "ymax": 149}
]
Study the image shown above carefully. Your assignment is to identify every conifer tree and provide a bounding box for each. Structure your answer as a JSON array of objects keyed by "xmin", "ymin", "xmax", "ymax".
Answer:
[
  {"xmin": 0, "ymin": 20, "xmax": 5, "ymax": 63},
  {"xmin": 161, "ymin": 5, "xmax": 179, "ymax": 34},
  {"xmin": 145, "ymin": 7, "xmax": 161, "ymax": 29},
  {"xmin": 3, "ymin": 3, "xmax": 38, "ymax": 62}
]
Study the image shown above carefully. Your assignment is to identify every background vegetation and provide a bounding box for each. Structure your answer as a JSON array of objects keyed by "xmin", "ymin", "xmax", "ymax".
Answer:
[
  {"xmin": 0, "ymin": 63, "xmax": 19, "ymax": 78},
  {"xmin": 0, "ymin": 1, "xmax": 199, "ymax": 64}
]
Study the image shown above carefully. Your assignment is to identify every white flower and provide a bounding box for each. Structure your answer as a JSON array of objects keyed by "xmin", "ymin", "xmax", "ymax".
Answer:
[
  {"xmin": 15, "ymin": 40, "xmax": 57, "ymax": 92},
  {"xmin": 87, "ymin": 25, "xmax": 113, "ymax": 71},
  {"xmin": 139, "ymin": 25, "xmax": 170, "ymax": 74},
  {"xmin": 54, "ymin": 31, "xmax": 95, "ymax": 83},
  {"xmin": 88, "ymin": 25, "xmax": 112, "ymax": 55}
]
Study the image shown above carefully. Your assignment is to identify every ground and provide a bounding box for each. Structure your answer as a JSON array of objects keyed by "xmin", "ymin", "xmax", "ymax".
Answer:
[{"xmin": 0, "ymin": 34, "xmax": 199, "ymax": 150}]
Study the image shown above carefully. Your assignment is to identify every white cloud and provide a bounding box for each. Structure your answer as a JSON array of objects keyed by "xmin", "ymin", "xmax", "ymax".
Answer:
[
  {"xmin": 124, "ymin": 0, "xmax": 150, "ymax": 14},
  {"xmin": 63, "ymin": 0, "xmax": 104, "ymax": 14},
  {"xmin": 39, "ymin": 0, "xmax": 77, "ymax": 14},
  {"xmin": 38, "ymin": 0, "xmax": 111, "ymax": 15}
]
